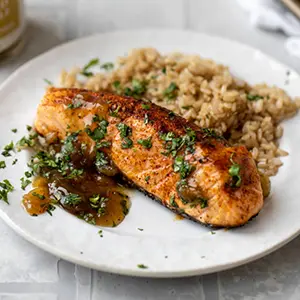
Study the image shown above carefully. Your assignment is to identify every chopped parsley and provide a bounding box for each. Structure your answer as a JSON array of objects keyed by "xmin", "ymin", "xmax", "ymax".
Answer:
[
  {"xmin": 98, "ymin": 229, "xmax": 103, "ymax": 237},
  {"xmin": 169, "ymin": 194, "xmax": 178, "ymax": 208},
  {"xmin": 117, "ymin": 123, "xmax": 131, "ymax": 138},
  {"xmin": 163, "ymin": 82, "xmax": 178, "ymax": 100},
  {"xmin": 12, "ymin": 159, "xmax": 18, "ymax": 165},
  {"xmin": 190, "ymin": 198, "xmax": 208, "ymax": 209},
  {"xmin": 121, "ymin": 199, "xmax": 129, "ymax": 215},
  {"xmin": 228, "ymin": 153, "xmax": 242, "ymax": 187},
  {"xmin": 85, "ymin": 117, "xmax": 108, "ymax": 141},
  {"xmin": 137, "ymin": 264, "xmax": 148, "ymax": 269},
  {"xmin": 173, "ymin": 156, "xmax": 194, "ymax": 179},
  {"xmin": 246, "ymin": 94, "xmax": 263, "ymax": 101},
  {"xmin": 46, "ymin": 204, "xmax": 56, "ymax": 216},
  {"xmin": 137, "ymin": 228, "xmax": 144, "ymax": 231},
  {"xmin": 67, "ymin": 102, "xmax": 82, "ymax": 109},
  {"xmin": 137, "ymin": 137, "xmax": 152, "ymax": 149},
  {"xmin": 2, "ymin": 141, "xmax": 14, "ymax": 157},
  {"xmin": 160, "ymin": 128, "xmax": 196, "ymax": 157},
  {"xmin": 109, "ymin": 106, "xmax": 120, "ymax": 117},
  {"xmin": 11, "ymin": 128, "xmax": 17, "ymax": 133},
  {"xmin": 141, "ymin": 103, "xmax": 151, "ymax": 110},
  {"xmin": 81, "ymin": 58, "xmax": 99, "ymax": 77},
  {"xmin": 168, "ymin": 111, "xmax": 175, "ymax": 119},
  {"xmin": 117, "ymin": 123, "xmax": 133, "ymax": 149},
  {"xmin": 145, "ymin": 176, "xmax": 150, "ymax": 183},
  {"xmin": 0, "ymin": 179, "xmax": 14, "ymax": 204},
  {"xmin": 162, "ymin": 67, "xmax": 166, "ymax": 74},
  {"xmin": 96, "ymin": 140, "xmax": 111, "ymax": 149},
  {"xmin": 201, "ymin": 128, "xmax": 223, "ymax": 139},
  {"xmin": 63, "ymin": 193, "xmax": 81, "ymax": 206},
  {"xmin": 25, "ymin": 171, "xmax": 32, "ymax": 178},
  {"xmin": 44, "ymin": 78, "xmax": 53, "ymax": 85},
  {"xmin": 0, "ymin": 161, "xmax": 6, "ymax": 169},
  {"xmin": 95, "ymin": 151, "xmax": 108, "ymax": 167},
  {"xmin": 101, "ymin": 62, "xmax": 114, "ymax": 71},
  {"xmin": 112, "ymin": 81, "xmax": 122, "ymax": 94},
  {"xmin": 32, "ymin": 192, "xmax": 45, "ymax": 200},
  {"xmin": 89, "ymin": 195, "xmax": 108, "ymax": 215},
  {"xmin": 124, "ymin": 79, "xmax": 147, "ymax": 98},
  {"xmin": 20, "ymin": 177, "xmax": 31, "ymax": 190}
]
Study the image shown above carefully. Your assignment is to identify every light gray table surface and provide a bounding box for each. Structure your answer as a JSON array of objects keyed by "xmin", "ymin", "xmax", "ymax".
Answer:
[{"xmin": 1, "ymin": 0, "xmax": 300, "ymax": 299}]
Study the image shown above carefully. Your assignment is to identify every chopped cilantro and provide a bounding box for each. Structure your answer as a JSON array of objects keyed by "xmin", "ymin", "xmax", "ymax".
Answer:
[
  {"xmin": 202, "ymin": 128, "xmax": 223, "ymax": 140},
  {"xmin": 96, "ymin": 140, "xmax": 111, "ymax": 149},
  {"xmin": 98, "ymin": 229, "xmax": 103, "ymax": 237},
  {"xmin": 0, "ymin": 161, "xmax": 6, "ymax": 169},
  {"xmin": 12, "ymin": 159, "xmax": 18, "ymax": 165},
  {"xmin": 26, "ymin": 125, "xmax": 32, "ymax": 131},
  {"xmin": 95, "ymin": 151, "xmax": 108, "ymax": 167},
  {"xmin": 101, "ymin": 62, "xmax": 114, "ymax": 71},
  {"xmin": 163, "ymin": 82, "xmax": 178, "ymax": 100},
  {"xmin": 0, "ymin": 179, "xmax": 14, "ymax": 204},
  {"xmin": 137, "ymin": 264, "xmax": 148, "ymax": 269},
  {"xmin": 89, "ymin": 195, "xmax": 108, "ymax": 215},
  {"xmin": 32, "ymin": 192, "xmax": 45, "ymax": 200},
  {"xmin": 141, "ymin": 103, "xmax": 151, "ymax": 110},
  {"xmin": 228, "ymin": 153, "xmax": 242, "ymax": 187},
  {"xmin": 173, "ymin": 156, "xmax": 194, "ymax": 179},
  {"xmin": 85, "ymin": 117, "xmax": 108, "ymax": 141},
  {"xmin": 145, "ymin": 176, "xmax": 150, "ymax": 183},
  {"xmin": 169, "ymin": 194, "xmax": 178, "ymax": 208},
  {"xmin": 117, "ymin": 123, "xmax": 132, "ymax": 138},
  {"xmin": 81, "ymin": 58, "xmax": 99, "ymax": 77},
  {"xmin": 11, "ymin": 128, "xmax": 17, "ymax": 133},
  {"xmin": 124, "ymin": 79, "xmax": 147, "ymax": 98},
  {"xmin": 247, "ymin": 94, "xmax": 263, "ymax": 101},
  {"xmin": 63, "ymin": 193, "xmax": 81, "ymax": 206},
  {"xmin": 137, "ymin": 137, "xmax": 152, "ymax": 149},
  {"xmin": 46, "ymin": 204, "xmax": 56, "ymax": 216},
  {"xmin": 2, "ymin": 141, "xmax": 14, "ymax": 157},
  {"xmin": 44, "ymin": 78, "xmax": 53, "ymax": 85},
  {"xmin": 25, "ymin": 171, "xmax": 32, "ymax": 178},
  {"xmin": 20, "ymin": 177, "xmax": 31, "ymax": 190},
  {"xmin": 121, "ymin": 137, "xmax": 133, "ymax": 149},
  {"xmin": 109, "ymin": 106, "xmax": 120, "ymax": 117},
  {"xmin": 121, "ymin": 199, "xmax": 129, "ymax": 215}
]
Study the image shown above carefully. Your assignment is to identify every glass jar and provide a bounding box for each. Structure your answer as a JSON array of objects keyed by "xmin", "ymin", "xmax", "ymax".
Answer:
[{"xmin": 0, "ymin": 0, "xmax": 25, "ymax": 59}]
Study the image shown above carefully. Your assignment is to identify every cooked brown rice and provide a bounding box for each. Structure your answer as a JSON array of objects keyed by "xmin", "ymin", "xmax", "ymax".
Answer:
[{"xmin": 59, "ymin": 48, "xmax": 300, "ymax": 177}]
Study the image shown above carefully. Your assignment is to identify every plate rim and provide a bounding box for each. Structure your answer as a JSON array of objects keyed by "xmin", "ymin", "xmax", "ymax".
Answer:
[{"xmin": 0, "ymin": 28, "xmax": 299, "ymax": 278}]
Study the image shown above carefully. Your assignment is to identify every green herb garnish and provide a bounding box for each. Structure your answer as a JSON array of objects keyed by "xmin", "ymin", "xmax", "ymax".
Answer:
[
  {"xmin": 182, "ymin": 106, "xmax": 191, "ymax": 110},
  {"xmin": 101, "ymin": 62, "xmax": 114, "ymax": 71},
  {"xmin": 64, "ymin": 193, "xmax": 81, "ymax": 206},
  {"xmin": 46, "ymin": 204, "xmax": 56, "ymax": 216},
  {"xmin": 141, "ymin": 103, "xmax": 151, "ymax": 110},
  {"xmin": 137, "ymin": 264, "xmax": 148, "ymax": 269},
  {"xmin": 145, "ymin": 176, "xmax": 150, "ymax": 183},
  {"xmin": 163, "ymin": 82, "xmax": 178, "ymax": 100},
  {"xmin": 121, "ymin": 137, "xmax": 133, "ymax": 149},
  {"xmin": 95, "ymin": 151, "xmax": 108, "ymax": 167},
  {"xmin": 44, "ymin": 78, "xmax": 53, "ymax": 85},
  {"xmin": 228, "ymin": 153, "xmax": 242, "ymax": 187},
  {"xmin": 247, "ymin": 94, "xmax": 263, "ymax": 101},
  {"xmin": 2, "ymin": 141, "xmax": 14, "ymax": 157},
  {"xmin": 137, "ymin": 137, "xmax": 152, "ymax": 149},
  {"xmin": 124, "ymin": 79, "xmax": 147, "ymax": 98},
  {"xmin": 138, "ymin": 228, "xmax": 144, "ymax": 231},
  {"xmin": 85, "ymin": 117, "xmax": 108, "ymax": 141},
  {"xmin": 0, "ymin": 179, "xmax": 14, "ymax": 204},
  {"xmin": 109, "ymin": 106, "xmax": 120, "ymax": 117},
  {"xmin": 11, "ymin": 128, "xmax": 17, "ymax": 133},
  {"xmin": 112, "ymin": 81, "xmax": 122, "ymax": 94},
  {"xmin": 169, "ymin": 194, "xmax": 178, "ymax": 208},
  {"xmin": 0, "ymin": 161, "xmax": 6, "ymax": 169},
  {"xmin": 32, "ymin": 192, "xmax": 45, "ymax": 200},
  {"xmin": 121, "ymin": 199, "xmax": 129, "ymax": 215},
  {"xmin": 89, "ymin": 195, "xmax": 108, "ymax": 215},
  {"xmin": 162, "ymin": 67, "xmax": 166, "ymax": 74},
  {"xmin": 98, "ymin": 229, "xmax": 103, "ymax": 237},
  {"xmin": 117, "ymin": 123, "xmax": 131, "ymax": 138},
  {"xmin": 12, "ymin": 159, "xmax": 18, "ymax": 165},
  {"xmin": 25, "ymin": 171, "xmax": 32, "ymax": 178},
  {"xmin": 96, "ymin": 140, "xmax": 111, "ymax": 149},
  {"xmin": 20, "ymin": 177, "xmax": 31, "ymax": 190},
  {"xmin": 67, "ymin": 102, "xmax": 82, "ymax": 109},
  {"xmin": 81, "ymin": 58, "xmax": 99, "ymax": 77},
  {"xmin": 173, "ymin": 156, "xmax": 194, "ymax": 179}
]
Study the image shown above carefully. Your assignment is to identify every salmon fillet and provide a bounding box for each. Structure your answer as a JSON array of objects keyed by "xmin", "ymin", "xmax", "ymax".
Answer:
[{"xmin": 34, "ymin": 88, "xmax": 264, "ymax": 228}]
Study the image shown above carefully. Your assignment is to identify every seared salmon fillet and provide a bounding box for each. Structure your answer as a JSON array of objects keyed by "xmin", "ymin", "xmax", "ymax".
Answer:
[{"xmin": 35, "ymin": 88, "xmax": 264, "ymax": 227}]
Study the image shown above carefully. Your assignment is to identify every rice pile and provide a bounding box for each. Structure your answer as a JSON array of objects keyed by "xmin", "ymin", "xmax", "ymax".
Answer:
[{"xmin": 60, "ymin": 48, "xmax": 300, "ymax": 177}]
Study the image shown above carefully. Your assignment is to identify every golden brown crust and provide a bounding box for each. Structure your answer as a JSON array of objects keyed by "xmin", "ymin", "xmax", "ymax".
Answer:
[{"xmin": 35, "ymin": 88, "xmax": 264, "ymax": 227}]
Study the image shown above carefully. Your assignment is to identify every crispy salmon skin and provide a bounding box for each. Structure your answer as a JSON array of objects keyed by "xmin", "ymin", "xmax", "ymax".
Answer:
[{"xmin": 35, "ymin": 88, "xmax": 264, "ymax": 228}]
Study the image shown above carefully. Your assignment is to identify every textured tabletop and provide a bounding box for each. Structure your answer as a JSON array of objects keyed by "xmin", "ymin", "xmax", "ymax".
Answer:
[{"xmin": 1, "ymin": 0, "xmax": 300, "ymax": 299}]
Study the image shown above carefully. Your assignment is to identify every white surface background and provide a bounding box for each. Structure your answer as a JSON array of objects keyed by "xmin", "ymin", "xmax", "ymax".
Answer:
[{"xmin": 0, "ymin": 0, "xmax": 300, "ymax": 299}]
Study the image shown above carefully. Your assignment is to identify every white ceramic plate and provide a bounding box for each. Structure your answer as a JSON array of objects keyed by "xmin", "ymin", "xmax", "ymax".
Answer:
[{"xmin": 0, "ymin": 29, "xmax": 299, "ymax": 278}]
